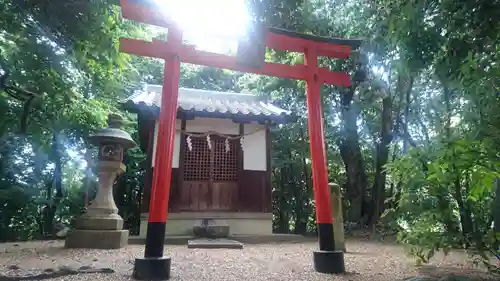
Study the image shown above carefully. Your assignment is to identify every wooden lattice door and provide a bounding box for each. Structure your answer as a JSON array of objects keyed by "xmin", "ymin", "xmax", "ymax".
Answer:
[{"xmin": 181, "ymin": 135, "xmax": 239, "ymax": 211}]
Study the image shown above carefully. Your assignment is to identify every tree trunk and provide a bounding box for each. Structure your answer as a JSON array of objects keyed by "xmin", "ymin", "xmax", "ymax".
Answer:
[
  {"xmin": 43, "ymin": 130, "xmax": 63, "ymax": 238},
  {"xmin": 294, "ymin": 127, "xmax": 311, "ymax": 234},
  {"xmin": 442, "ymin": 87, "xmax": 474, "ymax": 244},
  {"xmin": 284, "ymin": 145, "xmax": 303, "ymax": 234},
  {"xmin": 494, "ymin": 179, "xmax": 500, "ymax": 233},
  {"xmin": 453, "ymin": 173, "xmax": 474, "ymax": 247},
  {"xmin": 387, "ymin": 144, "xmax": 399, "ymax": 207},
  {"xmin": 387, "ymin": 72, "xmax": 413, "ymax": 212},
  {"xmin": 339, "ymin": 86, "xmax": 368, "ymax": 223},
  {"xmin": 277, "ymin": 167, "xmax": 290, "ymax": 233},
  {"xmin": 492, "ymin": 179, "xmax": 500, "ymax": 254},
  {"xmin": 371, "ymin": 96, "xmax": 393, "ymax": 228},
  {"xmin": 442, "ymin": 86, "xmax": 462, "ymax": 235},
  {"xmin": 32, "ymin": 145, "xmax": 45, "ymax": 236},
  {"xmin": 293, "ymin": 180, "xmax": 307, "ymax": 234},
  {"xmin": 402, "ymin": 77, "xmax": 412, "ymax": 153},
  {"xmin": 53, "ymin": 133, "xmax": 63, "ymax": 203}
]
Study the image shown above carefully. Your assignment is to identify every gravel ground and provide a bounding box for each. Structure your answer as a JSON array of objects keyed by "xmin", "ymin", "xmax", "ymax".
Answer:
[{"xmin": 0, "ymin": 239, "xmax": 494, "ymax": 281}]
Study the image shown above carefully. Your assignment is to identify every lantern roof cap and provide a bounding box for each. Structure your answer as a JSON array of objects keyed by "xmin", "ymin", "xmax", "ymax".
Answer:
[{"xmin": 88, "ymin": 114, "xmax": 137, "ymax": 149}]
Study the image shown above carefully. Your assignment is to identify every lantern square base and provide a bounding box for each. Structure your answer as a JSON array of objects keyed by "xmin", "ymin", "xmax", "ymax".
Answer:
[
  {"xmin": 76, "ymin": 215, "xmax": 124, "ymax": 230},
  {"xmin": 133, "ymin": 256, "xmax": 171, "ymax": 280},
  {"xmin": 313, "ymin": 250, "xmax": 345, "ymax": 274},
  {"xmin": 65, "ymin": 229, "xmax": 129, "ymax": 249}
]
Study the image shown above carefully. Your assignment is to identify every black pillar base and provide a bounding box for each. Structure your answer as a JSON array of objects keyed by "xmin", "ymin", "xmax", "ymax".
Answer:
[
  {"xmin": 133, "ymin": 256, "xmax": 171, "ymax": 280},
  {"xmin": 313, "ymin": 250, "xmax": 345, "ymax": 274}
]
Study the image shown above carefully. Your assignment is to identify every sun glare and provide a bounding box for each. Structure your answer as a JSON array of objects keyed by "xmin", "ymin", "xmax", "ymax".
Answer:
[{"xmin": 153, "ymin": 0, "xmax": 250, "ymax": 53}]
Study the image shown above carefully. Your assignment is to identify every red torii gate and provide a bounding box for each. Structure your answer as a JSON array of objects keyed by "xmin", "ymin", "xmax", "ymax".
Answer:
[{"xmin": 119, "ymin": 1, "xmax": 361, "ymax": 279}]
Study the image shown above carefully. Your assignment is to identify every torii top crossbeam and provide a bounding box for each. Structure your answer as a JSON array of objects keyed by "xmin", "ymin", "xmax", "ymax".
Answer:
[
  {"xmin": 119, "ymin": 0, "xmax": 362, "ymax": 279},
  {"xmin": 119, "ymin": 1, "xmax": 360, "ymax": 87}
]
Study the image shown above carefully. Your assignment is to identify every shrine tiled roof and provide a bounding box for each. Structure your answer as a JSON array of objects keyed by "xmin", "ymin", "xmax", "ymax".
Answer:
[{"xmin": 122, "ymin": 84, "xmax": 297, "ymax": 124}]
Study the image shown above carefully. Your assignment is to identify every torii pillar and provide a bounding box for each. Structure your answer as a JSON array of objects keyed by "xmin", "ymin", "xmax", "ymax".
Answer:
[{"xmin": 117, "ymin": 0, "xmax": 362, "ymax": 279}]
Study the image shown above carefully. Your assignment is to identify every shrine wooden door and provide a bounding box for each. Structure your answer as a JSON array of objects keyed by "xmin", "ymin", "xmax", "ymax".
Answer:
[{"xmin": 180, "ymin": 135, "xmax": 239, "ymax": 211}]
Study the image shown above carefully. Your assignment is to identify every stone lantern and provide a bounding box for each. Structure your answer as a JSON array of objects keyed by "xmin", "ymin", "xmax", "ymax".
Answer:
[{"xmin": 65, "ymin": 113, "xmax": 136, "ymax": 249}]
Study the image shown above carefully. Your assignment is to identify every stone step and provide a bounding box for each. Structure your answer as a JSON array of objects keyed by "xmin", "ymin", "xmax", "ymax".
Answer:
[
  {"xmin": 187, "ymin": 238, "xmax": 243, "ymax": 249},
  {"xmin": 128, "ymin": 234, "xmax": 315, "ymax": 245},
  {"xmin": 192, "ymin": 224, "xmax": 230, "ymax": 238}
]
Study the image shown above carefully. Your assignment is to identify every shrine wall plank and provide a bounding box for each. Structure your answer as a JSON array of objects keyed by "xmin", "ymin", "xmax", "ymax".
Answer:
[
  {"xmin": 242, "ymin": 123, "xmax": 267, "ymax": 171},
  {"xmin": 168, "ymin": 168, "xmax": 180, "ymax": 212},
  {"xmin": 140, "ymin": 115, "xmax": 155, "ymax": 214},
  {"xmin": 141, "ymin": 167, "xmax": 180, "ymax": 213},
  {"xmin": 152, "ymin": 119, "xmax": 182, "ymax": 168},
  {"xmin": 238, "ymin": 170, "xmax": 271, "ymax": 212},
  {"xmin": 140, "ymin": 117, "xmax": 272, "ymax": 214}
]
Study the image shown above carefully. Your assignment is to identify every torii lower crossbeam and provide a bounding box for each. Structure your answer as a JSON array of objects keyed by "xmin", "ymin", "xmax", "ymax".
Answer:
[
  {"xmin": 118, "ymin": 1, "xmax": 361, "ymax": 280},
  {"xmin": 119, "ymin": 38, "xmax": 352, "ymax": 87}
]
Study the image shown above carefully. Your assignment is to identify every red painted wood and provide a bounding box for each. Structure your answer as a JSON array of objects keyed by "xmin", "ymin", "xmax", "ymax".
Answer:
[
  {"xmin": 304, "ymin": 48, "xmax": 333, "ymax": 224},
  {"xmin": 147, "ymin": 26, "xmax": 183, "ymax": 223},
  {"xmin": 120, "ymin": 0, "xmax": 357, "ymax": 227},
  {"xmin": 120, "ymin": 0, "xmax": 176, "ymax": 29},
  {"xmin": 318, "ymin": 68, "xmax": 352, "ymax": 87},
  {"xmin": 178, "ymin": 45, "xmax": 306, "ymax": 81},
  {"xmin": 120, "ymin": 0, "xmax": 353, "ymax": 59},
  {"xmin": 119, "ymin": 38, "xmax": 352, "ymax": 86},
  {"xmin": 119, "ymin": 38, "xmax": 304, "ymax": 80},
  {"xmin": 266, "ymin": 33, "xmax": 352, "ymax": 58}
]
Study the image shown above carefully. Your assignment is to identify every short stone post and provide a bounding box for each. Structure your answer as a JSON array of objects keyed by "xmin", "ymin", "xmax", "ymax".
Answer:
[
  {"xmin": 329, "ymin": 183, "xmax": 346, "ymax": 252},
  {"xmin": 65, "ymin": 113, "xmax": 136, "ymax": 249}
]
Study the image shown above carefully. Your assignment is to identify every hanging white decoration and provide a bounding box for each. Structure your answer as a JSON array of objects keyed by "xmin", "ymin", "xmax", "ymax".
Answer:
[
  {"xmin": 240, "ymin": 136, "xmax": 245, "ymax": 151},
  {"xmin": 224, "ymin": 137, "xmax": 230, "ymax": 153},
  {"xmin": 206, "ymin": 134, "xmax": 212, "ymax": 150},
  {"xmin": 179, "ymin": 127, "xmax": 264, "ymax": 153},
  {"xmin": 186, "ymin": 136, "xmax": 193, "ymax": 151}
]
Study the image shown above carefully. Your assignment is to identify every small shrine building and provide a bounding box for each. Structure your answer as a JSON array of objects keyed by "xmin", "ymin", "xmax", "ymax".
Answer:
[{"xmin": 123, "ymin": 84, "xmax": 296, "ymax": 237}]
